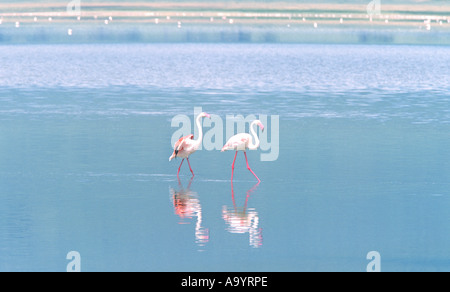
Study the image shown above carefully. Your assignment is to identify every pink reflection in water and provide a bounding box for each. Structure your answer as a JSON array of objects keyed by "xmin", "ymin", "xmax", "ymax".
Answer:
[{"xmin": 170, "ymin": 177, "xmax": 209, "ymax": 247}]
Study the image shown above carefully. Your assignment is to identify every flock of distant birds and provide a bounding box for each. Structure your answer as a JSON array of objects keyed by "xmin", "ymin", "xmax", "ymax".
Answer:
[{"xmin": 1, "ymin": 8, "xmax": 449, "ymax": 35}]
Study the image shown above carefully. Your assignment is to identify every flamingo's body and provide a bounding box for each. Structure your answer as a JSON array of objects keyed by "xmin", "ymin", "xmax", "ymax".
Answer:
[
  {"xmin": 221, "ymin": 120, "xmax": 264, "ymax": 182},
  {"xmin": 221, "ymin": 133, "xmax": 254, "ymax": 152},
  {"xmin": 170, "ymin": 134, "xmax": 195, "ymax": 160},
  {"xmin": 170, "ymin": 112, "xmax": 210, "ymax": 177}
]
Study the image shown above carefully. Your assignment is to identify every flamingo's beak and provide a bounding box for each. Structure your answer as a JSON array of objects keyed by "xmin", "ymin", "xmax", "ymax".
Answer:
[
  {"xmin": 259, "ymin": 123, "xmax": 265, "ymax": 132},
  {"xmin": 205, "ymin": 113, "xmax": 211, "ymax": 119}
]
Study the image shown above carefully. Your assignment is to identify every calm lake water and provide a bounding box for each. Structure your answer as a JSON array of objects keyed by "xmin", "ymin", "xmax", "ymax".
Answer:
[{"xmin": 0, "ymin": 43, "xmax": 449, "ymax": 271}]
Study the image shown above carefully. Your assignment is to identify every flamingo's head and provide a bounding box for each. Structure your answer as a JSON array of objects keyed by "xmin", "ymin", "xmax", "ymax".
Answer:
[
  {"xmin": 200, "ymin": 112, "xmax": 211, "ymax": 119},
  {"xmin": 256, "ymin": 120, "xmax": 265, "ymax": 132}
]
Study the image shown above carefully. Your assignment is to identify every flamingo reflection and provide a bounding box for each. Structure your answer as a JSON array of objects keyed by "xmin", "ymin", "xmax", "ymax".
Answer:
[
  {"xmin": 222, "ymin": 182, "xmax": 263, "ymax": 248},
  {"xmin": 170, "ymin": 177, "xmax": 209, "ymax": 247}
]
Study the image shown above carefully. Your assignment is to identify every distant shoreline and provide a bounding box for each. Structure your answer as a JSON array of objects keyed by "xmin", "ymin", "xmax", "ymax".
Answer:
[
  {"xmin": 1, "ymin": 2, "xmax": 449, "ymax": 45},
  {"xmin": 1, "ymin": 2, "xmax": 449, "ymax": 21}
]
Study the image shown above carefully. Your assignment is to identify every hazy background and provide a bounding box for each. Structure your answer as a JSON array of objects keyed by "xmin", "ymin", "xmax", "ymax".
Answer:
[{"xmin": 1, "ymin": 0, "xmax": 450, "ymax": 45}]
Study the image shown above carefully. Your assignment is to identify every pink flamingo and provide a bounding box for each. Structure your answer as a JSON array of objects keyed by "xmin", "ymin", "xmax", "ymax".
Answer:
[
  {"xmin": 169, "ymin": 112, "xmax": 211, "ymax": 177},
  {"xmin": 221, "ymin": 120, "xmax": 264, "ymax": 182}
]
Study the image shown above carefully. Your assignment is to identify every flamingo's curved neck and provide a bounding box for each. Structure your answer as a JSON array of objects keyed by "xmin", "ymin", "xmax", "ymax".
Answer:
[
  {"xmin": 193, "ymin": 114, "xmax": 203, "ymax": 149},
  {"xmin": 248, "ymin": 121, "xmax": 260, "ymax": 150}
]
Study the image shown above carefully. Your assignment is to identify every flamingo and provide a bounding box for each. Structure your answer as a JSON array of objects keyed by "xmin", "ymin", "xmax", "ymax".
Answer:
[
  {"xmin": 169, "ymin": 112, "xmax": 211, "ymax": 177},
  {"xmin": 221, "ymin": 120, "xmax": 264, "ymax": 182}
]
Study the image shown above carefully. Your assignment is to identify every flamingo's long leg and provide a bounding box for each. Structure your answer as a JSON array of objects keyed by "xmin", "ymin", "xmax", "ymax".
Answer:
[
  {"xmin": 186, "ymin": 158, "xmax": 195, "ymax": 177},
  {"xmin": 231, "ymin": 180, "xmax": 237, "ymax": 209},
  {"xmin": 231, "ymin": 151, "xmax": 238, "ymax": 181},
  {"xmin": 187, "ymin": 176, "xmax": 194, "ymax": 189},
  {"xmin": 244, "ymin": 152, "xmax": 261, "ymax": 183},
  {"xmin": 177, "ymin": 159, "xmax": 185, "ymax": 177},
  {"xmin": 177, "ymin": 175, "xmax": 182, "ymax": 187}
]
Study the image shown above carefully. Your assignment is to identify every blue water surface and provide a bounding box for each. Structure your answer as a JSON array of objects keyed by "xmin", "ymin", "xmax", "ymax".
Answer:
[{"xmin": 0, "ymin": 44, "xmax": 449, "ymax": 271}]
